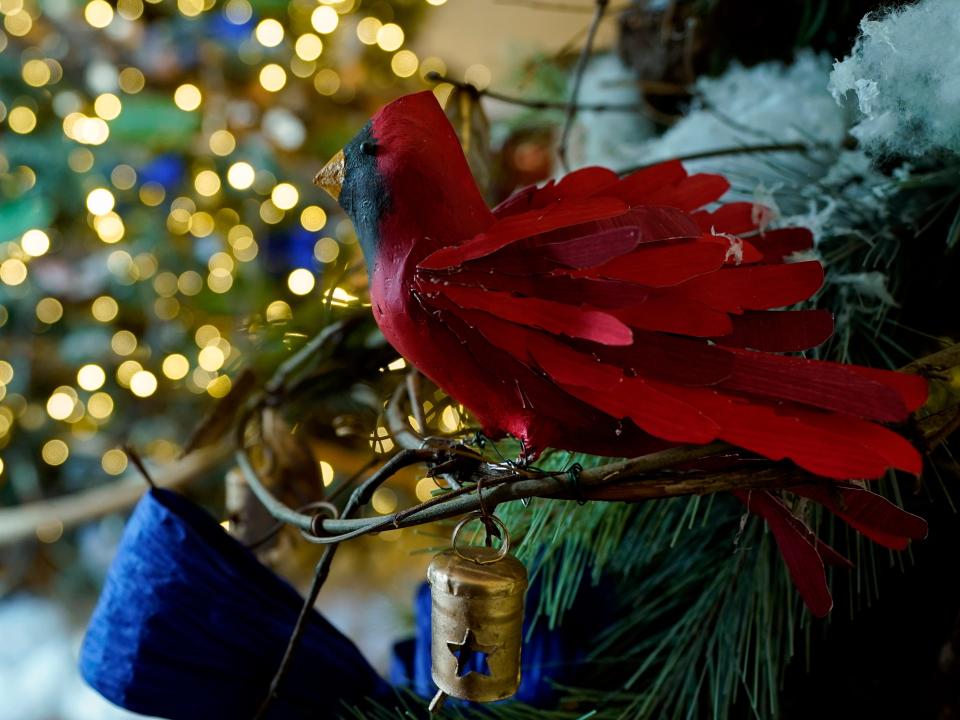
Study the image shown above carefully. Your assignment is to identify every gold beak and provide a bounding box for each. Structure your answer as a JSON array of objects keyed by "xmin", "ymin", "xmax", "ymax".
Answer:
[{"xmin": 314, "ymin": 149, "xmax": 345, "ymax": 201}]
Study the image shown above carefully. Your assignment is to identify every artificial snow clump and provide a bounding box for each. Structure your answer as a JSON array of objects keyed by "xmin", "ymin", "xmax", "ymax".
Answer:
[
  {"xmin": 611, "ymin": 51, "xmax": 849, "ymax": 212},
  {"xmin": 829, "ymin": 0, "xmax": 960, "ymax": 158},
  {"xmin": 570, "ymin": 53, "xmax": 655, "ymax": 170}
]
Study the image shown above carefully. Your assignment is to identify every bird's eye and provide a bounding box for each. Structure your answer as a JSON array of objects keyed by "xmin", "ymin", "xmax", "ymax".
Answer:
[{"xmin": 360, "ymin": 141, "xmax": 377, "ymax": 156}]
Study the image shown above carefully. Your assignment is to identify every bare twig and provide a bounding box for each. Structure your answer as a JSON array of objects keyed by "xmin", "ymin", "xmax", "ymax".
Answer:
[
  {"xmin": 427, "ymin": 72, "xmax": 649, "ymax": 112},
  {"xmin": 386, "ymin": 382, "xmax": 423, "ymax": 451},
  {"xmin": 494, "ymin": 0, "xmax": 630, "ymax": 13},
  {"xmin": 123, "ymin": 445, "xmax": 156, "ymax": 489},
  {"xmin": 0, "ymin": 442, "xmax": 231, "ymax": 545},
  {"xmin": 406, "ymin": 370, "xmax": 428, "ymax": 440},
  {"xmin": 616, "ymin": 143, "xmax": 817, "ymax": 175},
  {"xmin": 558, "ymin": 0, "xmax": 610, "ymax": 171}
]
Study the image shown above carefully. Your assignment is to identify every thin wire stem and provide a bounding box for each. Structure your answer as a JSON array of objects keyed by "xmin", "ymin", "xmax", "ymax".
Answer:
[
  {"xmin": 615, "ymin": 143, "xmax": 819, "ymax": 175},
  {"xmin": 426, "ymin": 72, "xmax": 649, "ymax": 112},
  {"xmin": 558, "ymin": 0, "xmax": 610, "ymax": 171}
]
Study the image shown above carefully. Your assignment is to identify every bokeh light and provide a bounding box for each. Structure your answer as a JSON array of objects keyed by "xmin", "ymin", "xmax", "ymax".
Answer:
[
  {"xmin": 287, "ymin": 268, "xmax": 315, "ymax": 295},
  {"xmin": 21, "ymin": 230, "xmax": 50, "ymax": 257},
  {"xmin": 174, "ymin": 84, "xmax": 202, "ymax": 111},
  {"xmin": 255, "ymin": 19, "xmax": 284, "ymax": 47},
  {"xmin": 311, "ymin": 5, "xmax": 338, "ymax": 34}
]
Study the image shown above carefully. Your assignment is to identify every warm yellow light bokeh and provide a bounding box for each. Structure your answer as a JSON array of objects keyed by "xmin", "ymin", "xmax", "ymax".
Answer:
[
  {"xmin": 357, "ymin": 16, "xmax": 381, "ymax": 44},
  {"xmin": 319, "ymin": 460, "xmax": 334, "ymax": 486},
  {"xmin": 77, "ymin": 364, "xmax": 107, "ymax": 391},
  {"xmin": 206, "ymin": 375, "xmax": 232, "ymax": 398},
  {"xmin": 314, "ymin": 237, "xmax": 339, "ymax": 263},
  {"xmin": 130, "ymin": 370, "xmax": 158, "ymax": 398},
  {"xmin": 313, "ymin": 69, "xmax": 340, "ymax": 96},
  {"xmin": 8, "ymin": 106, "xmax": 37, "ymax": 134},
  {"xmin": 22, "ymin": 59, "xmax": 51, "ymax": 87},
  {"xmin": 194, "ymin": 169, "xmax": 221, "ymax": 196},
  {"xmin": 227, "ymin": 161, "xmax": 255, "ymax": 190},
  {"xmin": 391, "ymin": 50, "xmax": 419, "ymax": 78},
  {"xmin": 255, "ymin": 18, "xmax": 284, "ymax": 47},
  {"xmin": 36, "ymin": 298, "xmax": 63, "ymax": 324},
  {"xmin": 94, "ymin": 93, "xmax": 122, "ymax": 120},
  {"xmin": 197, "ymin": 345, "xmax": 226, "ymax": 371},
  {"xmin": 84, "ymin": 0, "xmax": 114, "ymax": 28},
  {"xmin": 266, "ymin": 300, "xmax": 293, "ymax": 322},
  {"xmin": 259, "ymin": 63, "xmax": 287, "ymax": 92},
  {"xmin": 376, "ymin": 23, "xmax": 404, "ymax": 51},
  {"xmin": 295, "ymin": 33, "xmax": 323, "ymax": 61},
  {"xmin": 271, "ymin": 182, "xmax": 299, "ymax": 210},
  {"xmin": 174, "ymin": 84, "xmax": 202, "ymax": 111},
  {"xmin": 21, "ymin": 229, "xmax": 50, "ymax": 257},
  {"xmin": 111, "ymin": 330, "xmax": 138, "ymax": 356},
  {"xmin": 119, "ymin": 67, "xmax": 146, "ymax": 94},
  {"xmin": 102, "ymin": 448, "xmax": 129, "ymax": 475},
  {"xmin": 87, "ymin": 392, "xmax": 114, "ymax": 420},
  {"xmin": 371, "ymin": 487, "xmax": 398, "ymax": 514},
  {"xmin": 86, "ymin": 188, "xmax": 115, "ymax": 216},
  {"xmin": 209, "ymin": 129, "xmax": 236, "ymax": 156},
  {"xmin": 1, "ymin": 259, "xmax": 28, "ymax": 286},
  {"xmin": 47, "ymin": 391, "xmax": 76, "ymax": 421},
  {"xmin": 287, "ymin": 268, "xmax": 315, "ymax": 295},
  {"xmin": 162, "ymin": 353, "xmax": 190, "ymax": 380},
  {"xmin": 300, "ymin": 206, "xmax": 327, "ymax": 231},
  {"xmin": 311, "ymin": 5, "xmax": 338, "ymax": 33},
  {"xmin": 91, "ymin": 296, "xmax": 119, "ymax": 322},
  {"xmin": 42, "ymin": 439, "xmax": 70, "ymax": 466}
]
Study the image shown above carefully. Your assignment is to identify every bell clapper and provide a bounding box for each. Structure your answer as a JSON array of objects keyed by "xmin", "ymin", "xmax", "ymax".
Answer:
[{"xmin": 428, "ymin": 689, "xmax": 448, "ymax": 714}]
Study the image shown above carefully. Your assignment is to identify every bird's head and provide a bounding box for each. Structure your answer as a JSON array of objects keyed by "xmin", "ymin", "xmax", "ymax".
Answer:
[{"xmin": 314, "ymin": 91, "xmax": 492, "ymax": 271}]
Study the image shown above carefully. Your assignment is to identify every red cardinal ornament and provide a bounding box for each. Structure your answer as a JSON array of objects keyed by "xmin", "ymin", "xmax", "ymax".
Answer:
[{"xmin": 316, "ymin": 91, "xmax": 928, "ymax": 615}]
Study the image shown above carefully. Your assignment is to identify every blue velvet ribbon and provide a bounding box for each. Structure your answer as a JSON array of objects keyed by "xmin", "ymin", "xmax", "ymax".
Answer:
[{"xmin": 80, "ymin": 489, "xmax": 391, "ymax": 719}]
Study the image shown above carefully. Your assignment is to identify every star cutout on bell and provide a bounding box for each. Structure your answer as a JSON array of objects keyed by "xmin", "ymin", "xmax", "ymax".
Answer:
[{"xmin": 448, "ymin": 628, "xmax": 497, "ymax": 678}]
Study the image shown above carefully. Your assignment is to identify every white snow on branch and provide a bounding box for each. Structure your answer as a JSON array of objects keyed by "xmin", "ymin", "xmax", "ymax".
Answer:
[{"xmin": 829, "ymin": 0, "xmax": 960, "ymax": 158}]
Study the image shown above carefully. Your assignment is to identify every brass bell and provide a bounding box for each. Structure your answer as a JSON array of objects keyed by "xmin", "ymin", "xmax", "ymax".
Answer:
[{"xmin": 426, "ymin": 512, "xmax": 528, "ymax": 711}]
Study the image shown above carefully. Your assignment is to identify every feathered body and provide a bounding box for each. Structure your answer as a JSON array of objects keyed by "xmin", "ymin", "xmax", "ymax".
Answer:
[{"xmin": 323, "ymin": 91, "xmax": 928, "ymax": 614}]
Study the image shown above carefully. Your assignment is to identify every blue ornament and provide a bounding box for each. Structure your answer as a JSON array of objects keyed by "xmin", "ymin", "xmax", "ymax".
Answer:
[
  {"xmin": 207, "ymin": 12, "xmax": 255, "ymax": 46},
  {"xmin": 80, "ymin": 489, "xmax": 391, "ymax": 719},
  {"xmin": 263, "ymin": 226, "xmax": 318, "ymax": 275},
  {"xmin": 138, "ymin": 154, "xmax": 186, "ymax": 193}
]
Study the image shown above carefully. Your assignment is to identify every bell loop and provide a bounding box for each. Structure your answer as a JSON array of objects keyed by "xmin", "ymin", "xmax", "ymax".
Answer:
[{"xmin": 451, "ymin": 511, "xmax": 510, "ymax": 565}]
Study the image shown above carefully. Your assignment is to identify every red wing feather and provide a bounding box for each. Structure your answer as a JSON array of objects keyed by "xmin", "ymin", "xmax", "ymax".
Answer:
[
  {"xmin": 677, "ymin": 261, "xmax": 824, "ymax": 311},
  {"xmin": 843, "ymin": 365, "xmax": 928, "ymax": 414},
  {"xmin": 693, "ymin": 202, "xmax": 762, "ymax": 235},
  {"xmin": 572, "ymin": 239, "xmax": 728, "ymax": 286},
  {"xmin": 716, "ymin": 309, "xmax": 834, "ymax": 351},
  {"xmin": 554, "ymin": 166, "xmax": 620, "ymax": 198},
  {"xmin": 748, "ymin": 228, "xmax": 814, "ymax": 263},
  {"xmin": 608, "ymin": 160, "xmax": 687, "ymax": 204},
  {"xmin": 640, "ymin": 173, "xmax": 732, "ymax": 212},
  {"xmin": 660, "ymin": 384, "xmax": 902, "ymax": 479},
  {"xmin": 791, "ymin": 485, "xmax": 928, "ymax": 550},
  {"xmin": 420, "ymin": 197, "xmax": 628, "ymax": 269},
  {"xmin": 425, "ymin": 269, "xmax": 652, "ymax": 308},
  {"xmin": 613, "ymin": 295, "xmax": 733, "ymax": 337},
  {"xmin": 425, "ymin": 282, "xmax": 633, "ymax": 346},
  {"xmin": 723, "ymin": 349, "xmax": 914, "ymax": 423},
  {"xmin": 733, "ymin": 490, "xmax": 838, "ymax": 617}
]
